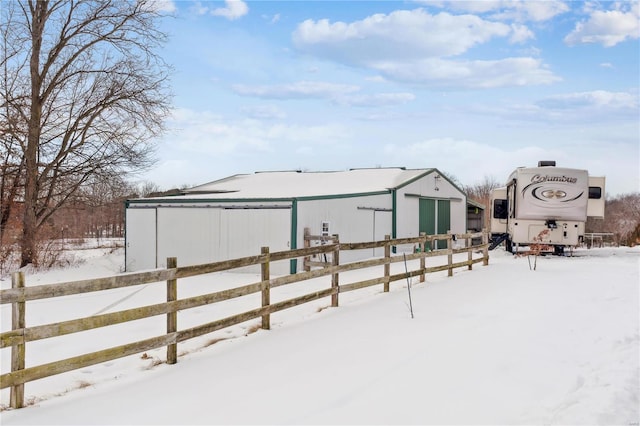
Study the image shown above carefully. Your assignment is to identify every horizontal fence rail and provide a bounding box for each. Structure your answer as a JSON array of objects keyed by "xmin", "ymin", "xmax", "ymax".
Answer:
[{"xmin": 1, "ymin": 231, "xmax": 489, "ymax": 408}]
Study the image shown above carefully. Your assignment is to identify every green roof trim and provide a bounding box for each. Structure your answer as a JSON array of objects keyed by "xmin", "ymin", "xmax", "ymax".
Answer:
[
  {"xmin": 290, "ymin": 199, "xmax": 298, "ymax": 274},
  {"xmin": 392, "ymin": 168, "xmax": 436, "ymax": 190},
  {"xmin": 392, "ymin": 189, "xmax": 397, "ymax": 254},
  {"xmin": 126, "ymin": 190, "xmax": 393, "ymax": 205},
  {"xmin": 126, "ymin": 197, "xmax": 296, "ymax": 205},
  {"xmin": 295, "ymin": 190, "xmax": 391, "ymax": 201}
]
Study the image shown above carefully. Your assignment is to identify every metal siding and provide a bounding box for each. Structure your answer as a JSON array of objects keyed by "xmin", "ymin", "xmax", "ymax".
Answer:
[
  {"xmin": 125, "ymin": 202, "xmax": 292, "ymax": 273},
  {"xmin": 298, "ymin": 195, "xmax": 390, "ymax": 241},
  {"xmin": 221, "ymin": 208, "xmax": 291, "ymax": 266},
  {"xmin": 297, "ymin": 194, "xmax": 392, "ymax": 263},
  {"xmin": 373, "ymin": 210, "xmax": 392, "ymax": 257},
  {"xmin": 156, "ymin": 208, "xmax": 221, "ymax": 268},
  {"xmin": 125, "ymin": 208, "xmax": 157, "ymax": 271}
]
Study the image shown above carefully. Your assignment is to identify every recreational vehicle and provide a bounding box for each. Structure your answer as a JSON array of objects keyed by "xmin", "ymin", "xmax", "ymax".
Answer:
[{"xmin": 489, "ymin": 161, "xmax": 605, "ymax": 254}]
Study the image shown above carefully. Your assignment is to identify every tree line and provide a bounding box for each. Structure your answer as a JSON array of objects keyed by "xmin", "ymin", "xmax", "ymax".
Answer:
[{"xmin": 1, "ymin": 169, "xmax": 636, "ymax": 270}]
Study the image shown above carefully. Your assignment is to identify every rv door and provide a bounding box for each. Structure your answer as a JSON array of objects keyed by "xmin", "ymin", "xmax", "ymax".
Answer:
[{"xmin": 490, "ymin": 187, "xmax": 508, "ymax": 234}]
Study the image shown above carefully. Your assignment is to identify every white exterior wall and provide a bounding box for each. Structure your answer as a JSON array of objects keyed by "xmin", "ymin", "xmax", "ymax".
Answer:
[
  {"xmin": 156, "ymin": 207, "xmax": 221, "ymax": 268},
  {"xmin": 125, "ymin": 208, "xmax": 157, "ymax": 271},
  {"xmin": 296, "ymin": 194, "xmax": 392, "ymax": 264},
  {"xmin": 395, "ymin": 174, "xmax": 467, "ymax": 239},
  {"xmin": 125, "ymin": 170, "xmax": 468, "ymax": 275},
  {"xmin": 126, "ymin": 202, "xmax": 292, "ymax": 274}
]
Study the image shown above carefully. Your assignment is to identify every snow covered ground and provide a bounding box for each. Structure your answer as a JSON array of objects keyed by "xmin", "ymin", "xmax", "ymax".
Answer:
[{"xmin": 1, "ymin": 243, "xmax": 638, "ymax": 425}]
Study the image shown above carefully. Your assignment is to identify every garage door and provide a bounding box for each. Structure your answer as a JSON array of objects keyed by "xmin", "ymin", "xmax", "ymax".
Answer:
[
  {"xmin": 419, "ymin": 198, "xmax": 451, "ymax": 249},
  {"xmin": 125, "ymin": 208, "xmax": 157, "ymax": 271}
]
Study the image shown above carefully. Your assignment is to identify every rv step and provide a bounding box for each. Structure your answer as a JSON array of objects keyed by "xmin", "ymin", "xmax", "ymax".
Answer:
[{"xmin": 489, "ymin": 233, "xmax": 509, "ymax": 250}]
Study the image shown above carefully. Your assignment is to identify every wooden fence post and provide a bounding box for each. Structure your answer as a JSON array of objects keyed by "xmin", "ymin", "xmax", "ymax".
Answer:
[
  {"xmin": 10, "ymin": 271, "xmax": 25, "ymax": 408},
  {"xmin": 261, "ymin": 247, "xmax": 271, "ymax": 330},
  {"xmin": 482, "ymin": 228, "xmax": 489, "ymax": 266},
  {"xmin": 419, "ymin": 232, "xmax": 426, "ymax": 283},
  {"xmin": 303, "ymin": 227, "xmax": 311, "ymax": 272},
  {"xmin": 467, "ymin": 234, "xmax": 473, "ymax": 270},
  {"xmin": 166, "ymin": 257, "xmax": 177, "ymax": 365},
  {"xmin": 331, "ymin": 236, "xmax": 340, "ymax": 307},
  {"xmin": 447, "ymin": 231, "xmax": 453, "ymax": 277},
  {"xmin": 384, "ymin": 235, "xmax": 391, "ymax": 292}
]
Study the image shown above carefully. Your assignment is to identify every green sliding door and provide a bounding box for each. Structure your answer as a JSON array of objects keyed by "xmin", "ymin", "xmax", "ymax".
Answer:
[{"xmin": 419, "ymin": 198, "xmax": 450, "ymax": 249}]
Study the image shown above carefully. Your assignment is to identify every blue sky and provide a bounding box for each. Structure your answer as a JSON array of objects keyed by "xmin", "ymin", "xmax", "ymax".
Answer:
[{"xmin": 143, "ymin": 0, "xmax": 639, "ymax": 196}]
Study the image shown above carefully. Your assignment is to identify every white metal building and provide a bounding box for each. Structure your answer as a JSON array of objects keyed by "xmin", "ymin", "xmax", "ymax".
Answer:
[{"xmin": 125, "ymin": 168, "xmax": 468, "ymax": 274}]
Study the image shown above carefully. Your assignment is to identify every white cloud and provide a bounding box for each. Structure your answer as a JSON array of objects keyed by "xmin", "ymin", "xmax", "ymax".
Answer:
[
  {"xmin": 189, "ymin": 1, "xmax": 209, "ymax": 16},
  {"xmin": 333, "ymin": 93, "xmax": 416, "ymax": 107},
  {"xmin": 414, "ymin": 1, "xmax": 570, "ymax": 22},
  {"xmin": 489, "ymin": 1, "xmax": 570, "ymax": 22},
  {"xmin": 211, "ymin": 0, "xmax": 248, "ymax": 20},
  {"xmin": 232, "ymin": 81, "xmax": 415, "ymax": 108},
  {"xmin": 163, "ymin": 108, "xmax": 350, "ymax": 157},
  {"xmin": 564, "ymin": 3, "xmax": 640, "ymax": 47},
  {"xmin": 166, "ymin": 108, "xmax": 267, "ymax": 154},
  {"xmin": 537, "ymin": 90, "xmax": 639, "ymax": 110},
  {"xmin": 261, "ymin": 13, "xmax": 281, "ymax": 24},
  {"xmin": 232, "ymin": 81, "xmax": 360, "ymax": 99},
  {"xmin": 292, "ymin": 8, "xmax": 556, "ymax": 88},
  {"xmin": 293, "ymin": 9, "xmax": 512, "ymax": 63},
  {"xmin": 445, "ymin": 89, "xmax": 639, "ymax": 125},
  {"xmin": 381, "ymin": 136, "xmax": 638, "ymax": 195},
  {"xmin": 382, "ymin": 137, "xmax": 555, "ymax": 186},
  {"xmin": 509, "ymin": 23, "xmax": 535, "ymax": 44},
  {"xmin": 365, "ymin": 75, "xmax": 387, "ymax": 83},
  {"xmin": 154, "ymin": 106, "xmax": 638, "ymax": 194},
  {"xmin": 373, "ymin": 57, "xmax": 560, "ymax": 88},
  {"xmin": 241, "ymin": 104, "xmax": 287, "ymax": 120}
]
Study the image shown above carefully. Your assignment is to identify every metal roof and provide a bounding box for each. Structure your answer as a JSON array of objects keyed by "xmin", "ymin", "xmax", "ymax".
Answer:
[{"xmin": 137, "ymin": 168, "xmax": 439, "ymax": 201}]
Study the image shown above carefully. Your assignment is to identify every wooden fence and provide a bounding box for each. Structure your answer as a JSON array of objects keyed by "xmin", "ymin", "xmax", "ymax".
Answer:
[{"xmin": 1, "ymin": 230, "xmax": 489, "ymax": 409}]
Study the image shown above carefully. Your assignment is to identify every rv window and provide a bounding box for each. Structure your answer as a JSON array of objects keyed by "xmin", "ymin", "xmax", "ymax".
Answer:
[
  {"xmin": 588, "ymin": 187, "xmax": 602, "ymax": 199},
  {"xmin": 493, "ymin": 199, "xmax": 508, "ymax": 219}
]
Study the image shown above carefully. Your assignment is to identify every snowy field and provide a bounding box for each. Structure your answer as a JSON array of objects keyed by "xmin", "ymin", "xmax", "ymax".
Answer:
[{"xmin": 1, "ymin": 243, "xmax": 638, "ymax": 425}]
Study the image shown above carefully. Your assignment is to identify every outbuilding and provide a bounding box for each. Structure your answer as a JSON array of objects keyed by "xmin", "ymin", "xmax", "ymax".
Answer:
[{"xmin": 125, "ymin": 168, "xmax": 468, "ymax": 275}]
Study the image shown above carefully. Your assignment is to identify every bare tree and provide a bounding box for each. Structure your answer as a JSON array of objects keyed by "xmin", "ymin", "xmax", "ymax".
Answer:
[
  {"xmin": 464, "ymin": 175, "xmax": 501, "ymax": 203},
  {"xmin": 0, "ymin": 3, "xmax": 26, "ymax": 245},
  {"xmin": 137, "ymin": 180, "xmax": 162, "ymax": 198},
  {"xmin": 593, "ymin": 192, "xmax": 640, "ymax": 245},
  {"xmin": 49, "ymin": 174, "xmax": 136, "ymax": 240},
  {"xmin": 1, "ymin": 0, "xmax": 172, "ymax": 266},
  {"xmin": 464, "ymin": 175, "xmax": 501, "ymax": 230}
]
